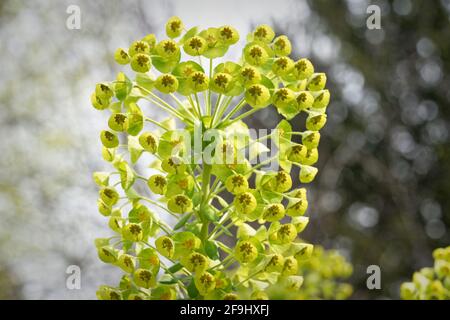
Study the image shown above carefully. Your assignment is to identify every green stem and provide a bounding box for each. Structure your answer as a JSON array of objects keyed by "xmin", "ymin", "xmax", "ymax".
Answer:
[
  {"xmin": 221, "ymin": 98, "xmax": 246, "ymax": 123},
  {"xmin": 144, "ymin": 117, "xmax": 170, "ymax": 131},
  {"xmin": 200, "ymin": 164, "xmax": 212, "ymax": 243},
  {"xmin": 169, "ymin": 93, "xmax": 198, "ymax": 122},
  {"xmin": 224, "ymin": 107, "xmax": 260, "ymax": 128}
]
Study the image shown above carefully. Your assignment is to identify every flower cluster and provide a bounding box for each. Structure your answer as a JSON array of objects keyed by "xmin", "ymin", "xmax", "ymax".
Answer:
[
  {"xmin": 92, "ymin": 17, "xmax": 331, "ymax": 300},
  {"xmin": 401, "ymin": 246, "xmax": 450, "ymax": 300}
]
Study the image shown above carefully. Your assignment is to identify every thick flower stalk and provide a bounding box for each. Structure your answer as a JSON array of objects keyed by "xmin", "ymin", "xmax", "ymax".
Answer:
[
  {"xmin": 92, "ymin": 17, "xmax": 331, "ymax": 300},
  {"xmin": 401, "ymin": 246, "xmax": 450, "ymax": 300}
]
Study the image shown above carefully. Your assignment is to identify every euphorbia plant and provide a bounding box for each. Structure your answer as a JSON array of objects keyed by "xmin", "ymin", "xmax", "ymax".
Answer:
[{"xmin": 92, "ymin": 17, "xmax": 330, "ymax": 300}]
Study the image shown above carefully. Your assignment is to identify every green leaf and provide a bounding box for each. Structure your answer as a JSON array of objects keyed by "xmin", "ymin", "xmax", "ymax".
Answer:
[
  {"xmin": 153, "ymin": 52, "xmax": 181, "ymax": 73},
  {"xmin": 248, "ymin": 142, "xmax": 270, "ymax": 161},
  {"xmin": 93, "ymin": 172, "xmax": 110, "ymax": 186},
  {"xmin": 125, "ymin": 187, "xmax": 140, "ymax": 200},
  {"xmin": 135, "ymin": 72, "xmax": 155, "ymax": 91},
  {"xmin": 118, "ymin": 161, "xmax": 135, "ymax": 190},
  {"xmin": 94, "ymin": 238, "xmax": 110, "ymax": 248},
  {"xmin": 261, "ymin": 190, "xmax": 283, "ymax": 203},
  {"xmin": 174, "ymin": 212, "xmax": 193, "ymax": 230},
  {"xmin": 205, "ymin": 240, "xmax": 219, "ymax": 260},
  {"xmin": 179, "ymin": 26, "xmax": 199, "ymax": 45},
  {"xmin": 128, "ymin": 135, "xmax": 144, "ymax": 164},
  {"xmin": 237, "ymin": 223, "xmax": 256, "ymax": 239},
  {"xmin": 114, "ymin": 72, "xmax": 132, "ymax": 101},
  {"xmin": 201, "ymin": 206, "xmax": 218, "ymax": 222},
  {"xmin": 168, "ymin": 262, "xmax": 184, "ymax": 273},
  {"xmin": 203, "ymin": 45, "xmax": 229, "ymax": 59},
  {"xmin": 187, "ymin": 279, "xmax": 199, "ymax": 298},
  {"xmin": 277, "ymin": 102, "xmax": 299, "ymax": 120},
  {"xmin": 109, "ymin": 101, "xmax": 122, "ymax": 113},
  {"xmin": 260, "ymin": 74, "xmax": 275, "ymax": 90}
]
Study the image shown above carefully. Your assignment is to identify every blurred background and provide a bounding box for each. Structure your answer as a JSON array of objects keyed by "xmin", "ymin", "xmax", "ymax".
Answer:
[{"xmin": 0, "ymin": 0, "xmax": 449, "ymax": 299}]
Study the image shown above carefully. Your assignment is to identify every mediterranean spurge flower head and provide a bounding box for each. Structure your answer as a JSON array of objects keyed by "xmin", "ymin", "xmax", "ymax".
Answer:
[{"xmin": 91, "ymin": 17, "xmax": 333, "ymax": 300}]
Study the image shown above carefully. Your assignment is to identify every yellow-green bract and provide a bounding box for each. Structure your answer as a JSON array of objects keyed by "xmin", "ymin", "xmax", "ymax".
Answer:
[{"xmin": 91, "ymin": 17, "xmax": 333, "ymax": 300}]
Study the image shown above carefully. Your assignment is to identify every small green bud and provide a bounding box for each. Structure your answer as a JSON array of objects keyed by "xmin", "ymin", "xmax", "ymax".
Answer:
[
  {"xmin": 183, "ymin": 36, "xmax": 207, "ymax": 56},
  {"xmin": 296, "ymin": 91, "xmax": 314, "ymax": 110},
  {"xmin": 287, "ymin": 144, "xmax": 307, "ymax": 163},
  {"xmin": 165, "ymin": 16, "xmax": 184, "ymax": 38},
  {"xmin": 235, "ymin": 240, "xmax": 258, "ymax": 263},
  {"xmin": 91, "ymin": 92, "xmax": 110, "ymax": 110},
  {"xmin": 299, "ymin": 165, "xmax": 318, "ymax": 183},
  {"xmin": 117, "ymin": 254, "xmax": 136, "ymax": 273},
  {"xmin": 130, "ymin": 53, "xmax": 151, "ymax": 73},
  {"xmin": 265, "ymin": 253, "xmax": 285, "ymax": 272},
  {"xmin": 139, "ymin": 132, "xmax": 158, "ymax": 153},
  {"xmin": 98, "ymin": 246, "xmax": 117, "ymax": 263},
  {"xmin": 303, "ymin": 148, "xmax": 319, "ymax": 166},
  {"xmin": 114, "ymin": 48, "xmax": 130, "ymax": 65},
  {"xmin": 96, "ymin": 286, "xmax": 121, "ymax": 300},
  {"xmin": 272, "ymin": 57, "xmax": 294, "ymax": 76},
  {"xmin": 152, "ymin": 286, "xmax": 177, "ymax": 300},
  {"xmin": 194, "ymin": 272, "xmax": 216, "ymax": 295},
  {"xmin": 292, "ymin": 216, "xmax": 309, "ymax": 232},
  {"xmin": 147, "ymin": 174, "xmax": 167, "ymax": 195},
  {"xmin": 293, "ymin": 58, "xmax": 314, "ymax": 80},
  {"xmin": 122, "ymin": 223, "xmax": 143, "ymax": 242},
  {"xmin": 272, "ymin": 88, "xmax": 296, "ymax": 109},
  {"xmin": 128, "ymin": 40, "xmax": 150, "ymax": 57},
  {"xmin": 400, "ymin": 282, "xmax": 417, "ymax": 300},
  {"xmin": 156, "ymin": 39, "xmax": 180, "ymax": 59},
  {"xmin": 95, "ymin": 83, "xmax": 113, "ymax": 100},
  {"xmin": 234, "ymin": 192, "xmax": 257, "ymax": 215},
  {"xmin": 307, "ymin": 73, "xmax": 327, "ymax": 91},
  {"xmin": 181, "ymin": 252, "xmax": 209, "ymax": 273},
  {"xmin": 218, "ymin": 25, "xmax": 240, "ymax": 45},
  {"xmin": 302, "ymin": 131, "xmax": 321, "ymax": 149},
  {"xmin": 223, "ymin": 293, "xmax": 239, "ymax": 300},
  {"xmin": 286, "ymin": 198, "xmax": 308, "ymax": 217},
  {"xmin": 268, "ymin": 171, "xmax": 292, "ymax": 193},
  {"xmin": 239, "ymin": 66, "xmax": 261, "ymax": 86},
  {"xmin": 282, "ymin": 256, "xmax": 298, "ymax": 276},
  {"xmin": 108, "ymin": 113, "xmax": 129, "ymax": 132},
  {"xmin": 251, "ymin": 291, "xmax": 269, "ymax": 300},
  {"xmin": 245, "ymin": 84, "xmax": 271, "ymax": 108},
  {"xmin": 168, "ymin": 194, "xmax": 193, "ymax": 214},
  {"xmin": 109, "ymin": 215, "xmax": 123, "ymax": 232},
  {"xmin": 263, "ymin": 203, "xmax": 285, "ymax": 222},
  {"xmin": 98, "ymin": 199, "xmax": 112, "ymax": 216},
  {"xmin": 142, "ymin": 34, "xmax": 157, "ymax": 48},
  {"xmin": 211, "ymin": 73, "xmax": 233, "ymax": 94},
  {"xmin": 225, "ymin": 174, "xmax": 249, "ymax": 195},
  {"xmin": 128, "ymin": 293, "xmax": 146, "ymax": 300},
  {"xmin": 273, "ymin": 35, "xmax": 292, "ymax": 56},
  {"xmin": 100, "ymin": 130, "xmax": 119, "ymax": 148},
  {"xmin": 155, "ymin": 236, "xmax": 175, "ymax": 258},
  {"xmin": 284, "ymin": 275, "xmax": 304, "ymax": 290},
  {"xmin": 312, "ymin": 90, "xmax": 330, "ymax": 109},
  {"xmin": 306, "ymin": 114, "xmax": 327, "ymax": 131},
  {"xmin": 244, "ymin": 44, "xmax": 269, "ymax": 66},
  {"xmin": 155, "ymin": 74, "xmax": 179, "ymax": 94},
  {"xmin": 188, "ymin": 71, "xmax": 209, "ymax": 92},
  {"xmin": 99, "ymin": 187, "xmax": 119, "ymax": 206},
  {"xmin": 161, "ymin": 156, "xmax": 186, "ymax": 174},
  {"xmin": 277, "ymin": 223, "xmax": 297, "ymax": 244},
  {"xmin": 133, "ymin": 268, "xmax": 156, "ymax": 289},
  {"xmin": 293, "ymin": 243, "xmax": 314, "ymax": 262},
  {"xmin": 253, "ymin": 24, "xmax": 275, "ymax": 43}
]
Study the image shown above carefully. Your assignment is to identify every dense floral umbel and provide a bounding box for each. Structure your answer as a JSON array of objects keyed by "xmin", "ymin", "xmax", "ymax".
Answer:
[
  {"xmin": 401, "ymin": 246, "xmax": 450, "ymax": 300},
  {"xmin": 91, "ymin": 17, "xmax": 332, "ymax": 300}
]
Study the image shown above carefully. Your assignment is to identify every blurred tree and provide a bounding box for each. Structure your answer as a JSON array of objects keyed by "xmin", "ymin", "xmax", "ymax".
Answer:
[{"xmin": 265, "ymin": 0, "xmax": 450, "ymax": 298}]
